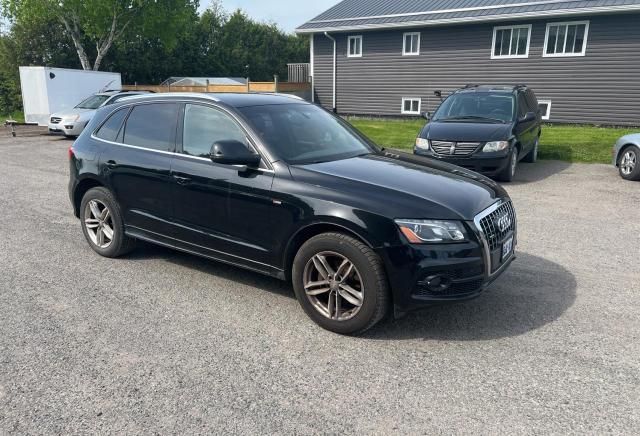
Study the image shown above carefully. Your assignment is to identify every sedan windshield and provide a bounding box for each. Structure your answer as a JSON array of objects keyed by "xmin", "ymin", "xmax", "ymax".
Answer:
[
  {"xmin": 433, "ymin": 92, "xmax": 515, "ymax": 123},
  {"xmin": 75, "ymin": 95, "xmax": 110, "ymax": 109},
  {"xmin": 239, "ymin": 104, "xmax": 376, "ymax": 164}
]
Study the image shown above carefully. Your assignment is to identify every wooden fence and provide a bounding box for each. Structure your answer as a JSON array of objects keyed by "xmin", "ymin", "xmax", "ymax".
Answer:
[{"xmin": 122, "ymin": 81, "xmax": 310, "ymax": 94}]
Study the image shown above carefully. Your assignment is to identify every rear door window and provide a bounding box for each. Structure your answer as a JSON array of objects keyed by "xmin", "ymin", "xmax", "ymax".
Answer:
[
  {"xmin": 123, "ymin": 103, "xmax": 179, "ymax": 151},
  {"xmin": 94, "ymin": 108, "xmax": 128, "ymax": 143}
]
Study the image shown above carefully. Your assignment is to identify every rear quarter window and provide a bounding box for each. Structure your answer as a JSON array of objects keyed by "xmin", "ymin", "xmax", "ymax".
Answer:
[
  {"xmin": 123, "ymin": 103, "xmax": 179, "ymax": 151},
  {"xmin": 94, "ymin": 108, "xmax": 129, "ymax": 143}
]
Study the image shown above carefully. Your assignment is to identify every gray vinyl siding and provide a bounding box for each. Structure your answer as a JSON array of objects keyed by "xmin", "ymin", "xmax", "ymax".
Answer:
[{"xmin": 311, "ymin": 13, "xmax": 640, "ymax": 125}]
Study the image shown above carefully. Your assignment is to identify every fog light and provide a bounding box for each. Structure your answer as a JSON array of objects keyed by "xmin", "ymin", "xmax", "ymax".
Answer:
[{"xmin": 423, "ymin": 275, "xmax": 452, "ymax": 292}]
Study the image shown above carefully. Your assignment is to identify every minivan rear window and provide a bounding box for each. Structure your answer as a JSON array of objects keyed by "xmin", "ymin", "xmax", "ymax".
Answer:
[{"xmin": 123, "ymin": 103, "xmax": 179, "ymax": 151}]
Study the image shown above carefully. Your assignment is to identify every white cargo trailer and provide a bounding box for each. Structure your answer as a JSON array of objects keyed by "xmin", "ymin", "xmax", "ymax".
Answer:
[{"xmin": 19, "ymin": 67, "xmax": 122, "ymax": 126}]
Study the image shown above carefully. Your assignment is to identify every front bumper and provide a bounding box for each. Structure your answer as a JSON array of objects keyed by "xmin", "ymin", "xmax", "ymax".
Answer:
[
  {"xmin": 380, "ymin": 201, "xmax": 517, "ymax": 316},
  {"xmin": 48, "ymin": 121, "xmax": 86, "ymax": 136},
  {"xmin": 415, "ymin": 148, "xmax": 510, "ymax": 176}
]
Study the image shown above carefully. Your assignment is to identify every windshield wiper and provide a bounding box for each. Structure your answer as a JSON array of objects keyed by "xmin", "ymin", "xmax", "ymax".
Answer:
[{"xmin": 438, "ymin": 115, "xmax": 506, "ymax": 123}]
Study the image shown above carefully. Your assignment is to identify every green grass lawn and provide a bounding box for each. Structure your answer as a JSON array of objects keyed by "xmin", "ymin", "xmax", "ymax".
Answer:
[
  {"xmin": 347, "ymin": 117, "xmax": 636, "ymax": 163},
  {"xmin": 1, "ymin": 111, "xmax": 25, "ymax": 123}
]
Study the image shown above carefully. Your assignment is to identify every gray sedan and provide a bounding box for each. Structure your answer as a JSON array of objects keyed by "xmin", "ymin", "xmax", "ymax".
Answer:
[{"xmin": 613, "ymin": 134, "xmax": 640, "ymax": 181}]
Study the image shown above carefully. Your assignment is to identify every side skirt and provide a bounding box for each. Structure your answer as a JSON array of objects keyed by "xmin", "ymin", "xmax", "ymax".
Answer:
[{"xmin": 125, "ymin": 226, "xmax": 286, "ymax": 280}]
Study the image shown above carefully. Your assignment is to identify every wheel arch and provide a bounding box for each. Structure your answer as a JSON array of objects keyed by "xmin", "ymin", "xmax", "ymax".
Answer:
[
  {"xmin": 282, "ymin": 221, "xmax": 376, "ymax": 282},
  {"xmin": 616, "ymin": 143, "xmax": 640, "ymax": 166},
  {"xmin": 73, "ymin": 176, "xmax": 105, "ymax": 217}
]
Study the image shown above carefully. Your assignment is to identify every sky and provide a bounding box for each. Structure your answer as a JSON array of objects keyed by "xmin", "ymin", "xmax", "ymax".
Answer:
[{"xmin": 199, "ymin": 0, "xmax": 341, "ymax": 33}]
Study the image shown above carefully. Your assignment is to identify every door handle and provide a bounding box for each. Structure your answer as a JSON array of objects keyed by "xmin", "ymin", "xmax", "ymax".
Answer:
[
  {"xmin": 173, "ymin": 175, "xmax": 191, "ymax": 185},
  {"xmin": 105, "ymin": 160, "xmax": 117, "ymax": 168}
]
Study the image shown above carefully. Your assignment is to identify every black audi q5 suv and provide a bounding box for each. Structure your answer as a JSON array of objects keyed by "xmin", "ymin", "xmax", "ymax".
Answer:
[{"xmin": 69, "ymin": 93, "xmax": 517, "ymax": 334}]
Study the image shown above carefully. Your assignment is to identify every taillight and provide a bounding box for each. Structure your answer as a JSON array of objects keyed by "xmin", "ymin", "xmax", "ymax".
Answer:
[{"xmin": 68, "ymin": 146, "xmax": 75, "ymax": 161}]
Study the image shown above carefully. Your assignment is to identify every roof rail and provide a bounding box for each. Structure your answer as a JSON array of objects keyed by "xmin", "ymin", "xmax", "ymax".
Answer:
[
  {"xmin": 463, "ymin": 84, "xmax": 478, "ymax": 88},
  {"xmin": 259, "ymin": 92, "xmax": 306, "ymax": 101}
]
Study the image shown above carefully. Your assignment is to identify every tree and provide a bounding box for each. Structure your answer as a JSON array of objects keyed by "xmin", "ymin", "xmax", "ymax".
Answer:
[
  {"xmin": 1, "ymin": 0, "xmax": 198, "ymax": 71},
  {"xmin": 215, "ymin": 10, "xmax": 308, "ymax": 81}
]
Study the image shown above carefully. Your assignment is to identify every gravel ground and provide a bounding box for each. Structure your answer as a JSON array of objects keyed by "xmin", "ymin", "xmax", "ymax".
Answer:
[{"xmin": 0, "ymin": 133, "xmax": 638, "ymax": 434}]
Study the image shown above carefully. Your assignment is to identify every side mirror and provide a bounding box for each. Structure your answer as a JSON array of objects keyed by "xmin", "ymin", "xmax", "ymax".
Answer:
[
  {"xmin": 519, "ymin": 112, "xmax": 536, "ymax": 123},
  {"xmin": 422, "ymin": 112, "xmax": 431, "ymax": 120},
  {"xmin": 210, "ymin": 140, "xmax": 261, "ymax": 168}
]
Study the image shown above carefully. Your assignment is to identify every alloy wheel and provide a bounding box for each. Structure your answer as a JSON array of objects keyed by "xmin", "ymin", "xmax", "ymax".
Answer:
[
  {"xmin": 302, "ymin": 251, "xmax": 364, "ymax": 321},
  {"xmin": 84, "ymin": 199, "xmax": 114, "ymax": 248},
  {"xmin": 620, "ymin": 150, "xmax": 637, "ymax": 175}
]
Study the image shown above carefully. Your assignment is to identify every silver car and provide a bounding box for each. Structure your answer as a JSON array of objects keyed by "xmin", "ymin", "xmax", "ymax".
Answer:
[
  {"xmin": 48, "ymin": 91, "xmax": 148, "ymax": 138},
  {"xmin": 613, "ymin": 134, "xmax": 640, "ymax": 181}
]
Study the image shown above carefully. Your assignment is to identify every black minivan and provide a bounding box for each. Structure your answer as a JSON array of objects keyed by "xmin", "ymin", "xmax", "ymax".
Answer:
[
  {"xmin": 69, "ymin": 93, "xmax": 517, "ymax": 335},
  {"xmin": 414, "ymin": 85, "xmax": 542, "ymax": 182}
]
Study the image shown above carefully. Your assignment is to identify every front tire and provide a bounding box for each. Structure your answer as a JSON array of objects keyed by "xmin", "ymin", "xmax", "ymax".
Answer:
[
  {"xmin": 292, "ymin": 232, "xmax": 389, "ymax": 335},
  {"xmin": 496, "ymin": 147, "xmax": 519, "ymax": 182},
  {"xmin": 618, "ymin": 146, "xmax": 640, "ymax": 181},
  {"xmin": 80, "ymin": 187, "xmax": 136, "ymax": 257}
]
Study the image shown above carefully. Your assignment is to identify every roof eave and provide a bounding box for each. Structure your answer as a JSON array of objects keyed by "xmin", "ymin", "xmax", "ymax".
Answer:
[{"xmin": 295, "ymin": 4, "xmax": 640, "ymax": 34}]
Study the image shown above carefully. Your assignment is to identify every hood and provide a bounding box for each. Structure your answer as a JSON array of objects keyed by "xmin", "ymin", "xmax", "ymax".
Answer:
[
  {"xmin": 50, "ymin": 108, "xmax": 95, "ymax": 120},
  {"xmin": 422, "ymin": 121, "xmax": 513, "ymax": 142},
  {"xmin": 291, "ymin": 151, "xmax": 507, "ymax": 220}
]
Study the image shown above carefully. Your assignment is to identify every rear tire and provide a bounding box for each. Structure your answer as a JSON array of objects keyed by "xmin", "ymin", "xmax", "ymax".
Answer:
[
  {"xmin": 80, "ymin": 187, "xmax": 136, "ymax": 257},
  {"xmin": 618, "ymin": 146, "xmax": 640, "ymax": 181},
  {"xmin": 292, "ymin": 232, "xmax": 389, "ymax": 335},
  {"xmin": 496, "ymin": 147, "xmax": 519, "ymax": 182}
]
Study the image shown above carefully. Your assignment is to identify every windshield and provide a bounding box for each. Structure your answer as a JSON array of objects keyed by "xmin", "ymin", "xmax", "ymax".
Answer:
[
  {"xmin": 75, "ymin": 94, "xmax": 110, "ymax": 109},
  {"xmin": 239, "ymin": 104, "xmax": 377, "ymax": 164},
  {"xmin": 433, "ymin": 92, "xmax": 515, "ymax": 123}
]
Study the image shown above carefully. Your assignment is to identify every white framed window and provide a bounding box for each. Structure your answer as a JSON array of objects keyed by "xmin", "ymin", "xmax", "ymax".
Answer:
[
  {"xmin": 347, "ymin": 35, "xmax": 362, "ymax": 57},
  {"xmin": 403, "ymin": 32, "xmax": 420, "ymax": 56},
  {"xmin": 538, "ymin": 100, "xmax": 552, "ymax": 120},
  {"xmin": 491, "ymin": 24, "xmax": 531, "ymax": 59},
  {"xmin": 401, "ymin": 97, "xmax": 421, "ymax": 115},
  {"xmin": 543, "ymin": 21, "xmax": 589, "ymax": 57}
]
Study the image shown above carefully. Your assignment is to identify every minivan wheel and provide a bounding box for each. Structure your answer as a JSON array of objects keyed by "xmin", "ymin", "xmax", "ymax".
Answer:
[
  {"xmin": 80, "ymin": 187, "xmax": 136, "ymax": 257},
  {"xmin": 523, "ymin": 138, "xmax": 539, "ymax": 163},
  {"xmin": 618, "ymin": 146, "xmax": 640, "ymax": 181},
  {"xmin": 292, "ymin": 232, "xmax": 389, "ymax": 335},
  {"xmin": 497, "ymin": 147, "xmax": 518, "ymax": 182}
]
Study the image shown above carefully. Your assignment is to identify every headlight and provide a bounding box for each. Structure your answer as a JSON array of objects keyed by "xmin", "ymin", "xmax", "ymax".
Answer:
[
  {"xmin": 415, "ymin": 137, "xmax": 430, "ymax": 150},
  {"xmin": 482, "ymin": 141, "xmax": 509, "ymax": 152},
  {"xmin": 395, "ymin": 219, "xmax": 468, "ymax": 243}
]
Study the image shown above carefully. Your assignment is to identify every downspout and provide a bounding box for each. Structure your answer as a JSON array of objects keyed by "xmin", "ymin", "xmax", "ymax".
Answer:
[
  {"xmin": 310, "ymin": 34, "xmax": 315, "ymax": 103},
  {"xmin": 323, "ymin": 31, "xmax": 337, "ymax": 113}
]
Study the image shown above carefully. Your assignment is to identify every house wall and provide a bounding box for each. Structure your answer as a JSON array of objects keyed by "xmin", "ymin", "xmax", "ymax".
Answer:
[{"xmin": 311, "ymin": 13, "xmax": 640, "ymax": 125}]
